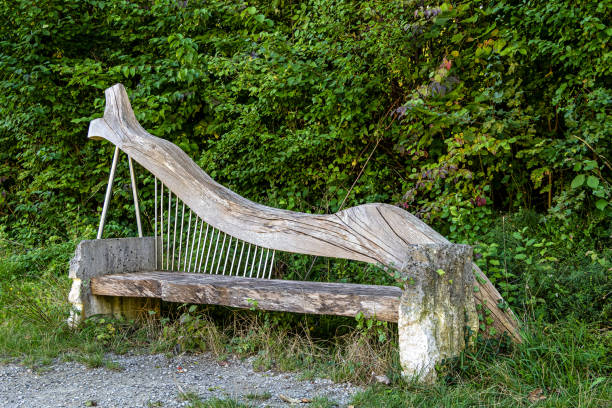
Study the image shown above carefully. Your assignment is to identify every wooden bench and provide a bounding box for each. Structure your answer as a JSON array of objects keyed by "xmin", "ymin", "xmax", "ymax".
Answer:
[{"xmin": 68, "ymin": 84, "xmax": 519, "ymax": 382}]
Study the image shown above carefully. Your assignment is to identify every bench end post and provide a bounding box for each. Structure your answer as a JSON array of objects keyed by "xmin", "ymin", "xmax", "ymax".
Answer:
[
  {"xmin": 68, "ymin": 237, "xmax": 160, "ymax": 326},
  {"xmin": 397, "ymin": 243, "xmax": 478, "ymax": 383}
]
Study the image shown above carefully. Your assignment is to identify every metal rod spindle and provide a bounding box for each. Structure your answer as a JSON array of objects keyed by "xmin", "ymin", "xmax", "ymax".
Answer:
[
  {"xmin": 197, "ymin": 224, "xmax": 210, "ymax": 272},
  {"xmin": 97, "ymin": 146, "xmax": 120, "ymax": 240},
  {"xmin": 249, "ymin": 246, "xmax": 258, "ymax": 278},
  {"xmin": 160, "ymin": 183, "xmax": 164, "ymax": 269},
  {"xmin": 166, "ymin": 190, "xmax": 171, "ymax": 270},
  {"xmin": 261, "ymin": 248, "xmax": 270, "ymax": 279},
  {"xmin": 267, "ymin": 250, "xmax": 276, "ymax": 279},
  {"xmin": 178, "ymin": 203, "xmax": 185, "ymax": 270},
  {"xmin": 242, "ymin": 243, "xmax": 251, "ymax": 277},
  {"xmin": 215, "ymin": 234, "xmax": 227, "ymax": 274},
  {"xmin": 154, "ymin": 176, "xmax": 158, "ymax": 268},
  {"xmin": 210, "ymin": 232, "xmax": 223, "ymax": 274},
  {"xmin": 259, "ymin": 248, "xmax": 270, "ymax": 279},
  {"xmin": 187, "ymin": 217, "xmax": 198, "ymax": 272},
  {"xmin": 229, "ymin": 239, "xmax": 240, "ymax": 276},
  {"xmin": 183, "ymin": 211, "xmax": 192, "ymax": 271},
  {"xmin": 204, "ymin": 228, "xmax": 218, "ymax": 273},
  {"xmin": 172, "ymin": 195, "xmax": 179, "ymax": 270},
  {"xmin": 235, "ymin": 241, "xmax": 246, "ymax": 276},
  {"xmin": 193, "ymin": 219, "xmax": 204, "ymax": 273},
  {"xmin": 127, "ymin": 155, "xmax": 143, "ymax": 238},
  {"xmin": 264, "ymin": 248, "xmax": 270, "ymax": 277},
  {"xmin": 222, "ymin": 236, "xmax": 233, "ymax": 275},
  {"xmin": 256, "ymin": 247, "xmax": 265, "ymax": 279}
]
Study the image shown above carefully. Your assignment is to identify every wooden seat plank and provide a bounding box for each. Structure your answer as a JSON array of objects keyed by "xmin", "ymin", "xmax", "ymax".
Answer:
[{"xmin": 91, "ymin": 271, "xmax": 402, "ymax": 322}]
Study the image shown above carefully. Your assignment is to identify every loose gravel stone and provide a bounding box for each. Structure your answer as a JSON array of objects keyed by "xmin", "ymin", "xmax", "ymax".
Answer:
[{"xmin": 0, "ymin": 353, "xmax": 360, "ymax": 407}]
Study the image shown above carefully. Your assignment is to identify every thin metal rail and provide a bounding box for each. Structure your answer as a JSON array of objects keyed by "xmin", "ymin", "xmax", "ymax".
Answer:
[
  {"xmin": 235, "ymin": 241, "xmax": 245, "ymax": 277},
  {"xmin": 97, "ymin": 146, "xmax": 120, "ymax": 240},
  {"xmin": 193, "ymin": 220, "xmax": 204, "ymax": 273},
  {"xmin": 178, "ymin": 203, "xmax": 185, "ymax": 270},
  {"xmin": 197, "ymin": 224, "xmax": 210, "ymax": 272},
  {"xmin": 215, "ymin": 233, "xmax": 227, "ymax": 274},
  {"xmin": 172, "ymin": 194, "xmax": 179, "ymax": 270},
  {"xmin": 188, "ymin": 216, "xmax": 198, "ymax": 272},
  {"xmin": 267, "ymin": 250, "xmax": 276, "ymax": 279},
  {"xmin": 249, "ymin": 246, "xmax": 258, "ymax": 278},
  {"xmin": 160, "ymin": 182, "xmax": 164, "ymax": 269},
  {"xmin": 154, "ymin": 176, "xmax": 158, "ymax": 268},
  {"xmin": 128, "ymin": 155, "xmax": 143, "ymax": 237},
  {"xmin": 183, "ymin": 210, "xmax": 192, "ymax": 271},
  {"xmin": 166, "ymin": 189, "xmax": 171, "ymax": 270}
]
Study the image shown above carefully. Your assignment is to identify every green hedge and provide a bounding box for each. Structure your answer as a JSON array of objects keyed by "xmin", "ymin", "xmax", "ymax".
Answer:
[{"xmin": 0, "ymin": 0, "xmax": 610, "ymax": 320}]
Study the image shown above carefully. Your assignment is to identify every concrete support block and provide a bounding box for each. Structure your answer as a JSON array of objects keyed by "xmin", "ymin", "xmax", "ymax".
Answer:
[
  {"xmin": 68, "ymin": 237, "xmax": 159, "ymax": 325},
  {"xmin": 397, "ymin": 244, "xmax": 478, "ymax": 383}
]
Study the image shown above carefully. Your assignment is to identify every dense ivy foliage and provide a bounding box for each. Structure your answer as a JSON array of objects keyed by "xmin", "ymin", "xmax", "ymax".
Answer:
[{"xmin": 1, "ymin": 0, "xmax": 610, "ymax": 321}]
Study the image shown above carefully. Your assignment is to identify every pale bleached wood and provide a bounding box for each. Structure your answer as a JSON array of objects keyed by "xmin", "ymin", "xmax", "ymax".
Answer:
[
  {"xmin": 91, "ymin": 271, "xmax": 403, "ymax": 322},
  {"xmin": 88, "ymin": 83, "xmax": 520, "ymax": 342}
]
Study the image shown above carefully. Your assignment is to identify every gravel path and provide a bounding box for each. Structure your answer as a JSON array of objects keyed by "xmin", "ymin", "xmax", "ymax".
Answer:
[{"xmin": 0, "ymin": 353, "xmax": 360, "ymax": 407}]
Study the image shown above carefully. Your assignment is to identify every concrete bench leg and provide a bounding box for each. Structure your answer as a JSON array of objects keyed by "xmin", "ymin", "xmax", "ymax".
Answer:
[
  {"xmin": 397, "ymin": 244, "xmax": 478, "ymax": 383},
  {"xmin": 68, "ymin": 238, "xmax": 160, "ymax": 325}
]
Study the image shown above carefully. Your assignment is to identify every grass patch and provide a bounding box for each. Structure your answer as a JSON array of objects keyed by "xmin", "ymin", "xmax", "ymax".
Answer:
[
  {"xmin": 178, "ymin": 391, "xmax": 203, "ymax": 404},
  {"xmin": 61, "ymin": 351, "xmax": 124, "ymax": 371},
  {"xmin": 352, "ymin": 320, "xmax": 611, "ymax": 407},
  {"xmin": 244, "ymin": 392, "xmax": 271, "ymax": 401},
  {"xmin": 185, "ymin": 396, "xmax": 249, "ymax": 408},
  {"xmin": 309, "ymin": 396, "xmax": 340, "ymax": 407},
  {"xmin": 0, "ymin": 232, "xmax": 610, "ymax": 407}
]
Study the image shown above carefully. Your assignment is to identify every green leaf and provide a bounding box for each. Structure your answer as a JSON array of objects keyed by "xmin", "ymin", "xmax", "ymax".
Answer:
[
  {"xmin": 451, "ymin": 33, "xmax": 464, "ymax": 43},
  {"xmin": 434, "ymin": 17, "xmax": 449, "ymax": 26},
  {"xmin": 595, "ymin": 199, "xmax": 608, "ymax": 211},
  {"xmin": 436, "ymin": 269, "xmax": 445, "ymax": 276},
  {"xmin": 493, "ymin": 39, "xmax": 507, "ymax": 52},
  {"xmin": 590, "ymin": 377, "xmax": 606, "ymax": 389},
  {"xmin": 586, "ymin": 175, "xmax": 599, "ymax": 189},
  {"xmin": 570, "ymin": 174, "xmax": 585, "ymax": 189},
  {"xmin": 246, "ymin": 6, "xmax": 256, "ymax": 15}
]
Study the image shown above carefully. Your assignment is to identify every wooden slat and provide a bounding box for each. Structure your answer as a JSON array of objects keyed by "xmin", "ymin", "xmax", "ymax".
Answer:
[
  {"xmin": 87, "ymin": 84, "xmax": 520, "ymax": 341},
  {"xmin": 91, "ymin": 271, "xmax": 403, "ymax": 322}
]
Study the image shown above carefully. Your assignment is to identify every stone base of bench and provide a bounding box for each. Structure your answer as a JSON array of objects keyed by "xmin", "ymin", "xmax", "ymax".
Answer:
[
  {"xmin": 68, "ymin": 237, "xmax": 159, "ymax": 326},
  {"xmin": 397, "ymin": 244, "xmax": 478, "ymax": 382},
  {"xmin": 69, "ymin": 238, "xmax": 476, "ymax": 383}
]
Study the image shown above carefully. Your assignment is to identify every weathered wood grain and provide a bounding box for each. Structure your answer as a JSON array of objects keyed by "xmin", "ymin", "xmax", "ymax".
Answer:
[
  {"xmin": 91, "ymin": 271, "xmax": 403, "ymax": 322},
  {"xmin": 88, "ymin": 83, "xmax": 520, "ymax": 342}
]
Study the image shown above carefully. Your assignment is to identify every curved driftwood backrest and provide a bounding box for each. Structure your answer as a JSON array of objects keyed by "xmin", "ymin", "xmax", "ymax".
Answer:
[
  {"xmin": 89, "ymin": 85, "xmax": 447, "ymax": 268},
  {"xmin": 88, "ymin": 83, "xmax": 520, "ymax": 342}
]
